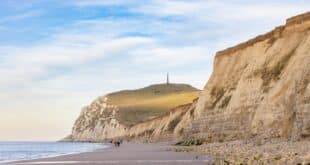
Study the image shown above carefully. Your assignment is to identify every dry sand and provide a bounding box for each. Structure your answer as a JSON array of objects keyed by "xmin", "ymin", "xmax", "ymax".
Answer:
[{"xmin": 9, "ymin": 143, "xmax": 211, "ymax": 165}]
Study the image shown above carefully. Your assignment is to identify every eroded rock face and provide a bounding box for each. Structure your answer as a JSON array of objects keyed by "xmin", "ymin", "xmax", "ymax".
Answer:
[
  {"xmin": 127, "ymin": 102, "xmax": 197, "ymax": 142},
  {"xmin": 69, "ymin": 96, "xmax": 129, "ymax": 141},
  {"xmin": 186, "ymin": 12, "xmax": 310, "ymax": 142}
]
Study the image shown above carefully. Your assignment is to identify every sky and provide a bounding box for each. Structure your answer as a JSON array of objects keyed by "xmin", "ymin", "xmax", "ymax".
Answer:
[{"xmin": 0, "ymin": 0, "xmax": 309, "ymax": 141}]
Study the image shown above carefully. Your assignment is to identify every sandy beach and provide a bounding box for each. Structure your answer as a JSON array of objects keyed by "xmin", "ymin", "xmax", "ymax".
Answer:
[{"xmin": 9, "ymin": 143, "xmax": 211, "ymax": 165}]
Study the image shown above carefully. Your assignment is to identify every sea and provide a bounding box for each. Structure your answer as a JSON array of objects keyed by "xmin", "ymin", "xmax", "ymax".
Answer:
[{"xmin": 0, "ymin": 141, "xmax": 108, "ymax": 164}]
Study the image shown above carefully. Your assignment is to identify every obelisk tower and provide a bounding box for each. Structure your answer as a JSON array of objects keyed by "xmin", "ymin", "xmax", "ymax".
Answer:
[{"xmin": 166, "ymin": 73, "xmax": 170, "ymax": 85}]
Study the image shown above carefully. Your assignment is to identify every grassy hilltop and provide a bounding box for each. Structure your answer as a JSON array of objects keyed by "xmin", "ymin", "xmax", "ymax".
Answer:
[{"xmin": 106, "ymin": 83, "xmax": 200, "ymax": 126}]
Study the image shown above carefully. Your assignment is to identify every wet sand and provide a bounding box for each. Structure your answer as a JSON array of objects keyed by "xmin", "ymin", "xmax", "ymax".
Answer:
[{"xmin": 10, "ymin": 143, "xmax": 211, "ymax": 165}]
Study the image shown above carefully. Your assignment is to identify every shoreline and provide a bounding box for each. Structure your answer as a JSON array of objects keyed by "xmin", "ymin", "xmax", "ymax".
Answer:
[
  {"xmin": 9, "ymin": 143, "xmax": 211, "ymax": 165},
  {"xmin": 1, "ymin": 142, "xmax": 109, "ymax": 165}
]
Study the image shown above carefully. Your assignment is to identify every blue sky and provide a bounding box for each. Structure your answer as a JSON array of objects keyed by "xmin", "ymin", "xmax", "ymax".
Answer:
[{"xmin": 0, "ymin": 0, "xmax": 309, "ymax": 141}]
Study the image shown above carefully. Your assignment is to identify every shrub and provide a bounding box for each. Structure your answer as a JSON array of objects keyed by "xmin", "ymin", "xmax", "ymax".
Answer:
[{"xmin": 175, "ymin": 139, "xmax": 204, "ymax": 146}]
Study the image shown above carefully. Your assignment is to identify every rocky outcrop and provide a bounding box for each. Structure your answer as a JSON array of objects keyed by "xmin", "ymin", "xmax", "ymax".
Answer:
[{"xmin": 185, "ymin": 12, "xmax": 310, "ymax": 142}]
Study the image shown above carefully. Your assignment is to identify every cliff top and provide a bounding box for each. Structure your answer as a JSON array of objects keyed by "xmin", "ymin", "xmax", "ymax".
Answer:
[
  {"xmin": 105, "ymin": 83, "xmax": 200, "ymax": 126},
  {"xmin": 107, "ymin": 83, "xmax": 198, "ymax": 101},
  {"xmin": 216, "ymin": 12, "xmax": 310, "ymax": 58}
]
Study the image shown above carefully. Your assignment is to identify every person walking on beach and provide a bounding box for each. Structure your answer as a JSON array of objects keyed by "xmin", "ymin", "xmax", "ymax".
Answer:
[{"xmin": 113, "ymin": 139, "xmax": 121, "ymax": 147}]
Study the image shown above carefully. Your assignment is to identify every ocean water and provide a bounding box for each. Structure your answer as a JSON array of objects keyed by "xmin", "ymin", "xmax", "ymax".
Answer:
[{"xmin": 0, "ymin": 141, "xmax": 107, "ymax": 163}]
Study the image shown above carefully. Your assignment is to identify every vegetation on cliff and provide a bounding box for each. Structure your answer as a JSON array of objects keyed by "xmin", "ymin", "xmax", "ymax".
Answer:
[{"xmin": 106, "ymin": 84, "xmax": 199, "ymax": 125}]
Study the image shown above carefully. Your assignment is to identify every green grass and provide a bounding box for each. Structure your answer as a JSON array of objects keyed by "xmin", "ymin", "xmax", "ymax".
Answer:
[{"xmin": 105, "ymin": 84, "xmax": 200, "ymax": 126}]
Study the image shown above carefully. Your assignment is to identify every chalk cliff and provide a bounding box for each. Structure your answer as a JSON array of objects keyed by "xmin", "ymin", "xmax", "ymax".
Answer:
[{"xmin": 185, "ymin": 12, "xmax": 310, "ymax": 142}]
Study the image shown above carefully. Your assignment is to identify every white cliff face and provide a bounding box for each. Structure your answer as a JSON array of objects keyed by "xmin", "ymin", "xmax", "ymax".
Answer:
[
  {"xmin": 187, "ymin": 12, "xmax": 310, "ymax": 142},
  {"xmin": 70, "ymin": 96, "xmax": 129, "ymax": 141}
]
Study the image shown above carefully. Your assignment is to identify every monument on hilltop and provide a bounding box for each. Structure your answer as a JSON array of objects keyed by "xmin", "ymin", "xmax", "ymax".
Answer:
[{"xmin": 166, "ymin": 73, "xmax": 170, "ymax": 85}]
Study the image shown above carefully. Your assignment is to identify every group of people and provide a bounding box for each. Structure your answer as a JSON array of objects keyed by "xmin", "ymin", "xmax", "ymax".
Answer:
[{"xmin": 110, "ymin": 139, "xmax": 123, "ymax": 147}]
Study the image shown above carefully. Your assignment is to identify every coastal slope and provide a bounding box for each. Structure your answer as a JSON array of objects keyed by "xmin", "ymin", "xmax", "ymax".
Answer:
[{"xmin": 65, "ymin": 83, "xmax": 199, "ymax": 141}]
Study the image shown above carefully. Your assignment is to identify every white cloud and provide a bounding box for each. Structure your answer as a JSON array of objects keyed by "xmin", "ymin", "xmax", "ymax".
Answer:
[
  {"xmin": 0, "ymin": 36, "xmax": 153, "ymax": 88},
  {"xmin": 130, "ymin": 45, "xmax": 212, "ymax": 67},
  {"xmin": 133, "ymin": 0, "xmax": 310, "ymax": 20},
  {"xmin": 133, "ymin": 0, "xmax": 206, "ymax": 16},
  {"xmin": 0, "ymin": 13, "xmax": 213, "ymax": 89},
  {"xmin": 0, "ymin": 10, "xmax": 43, "ymax": 24}
]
